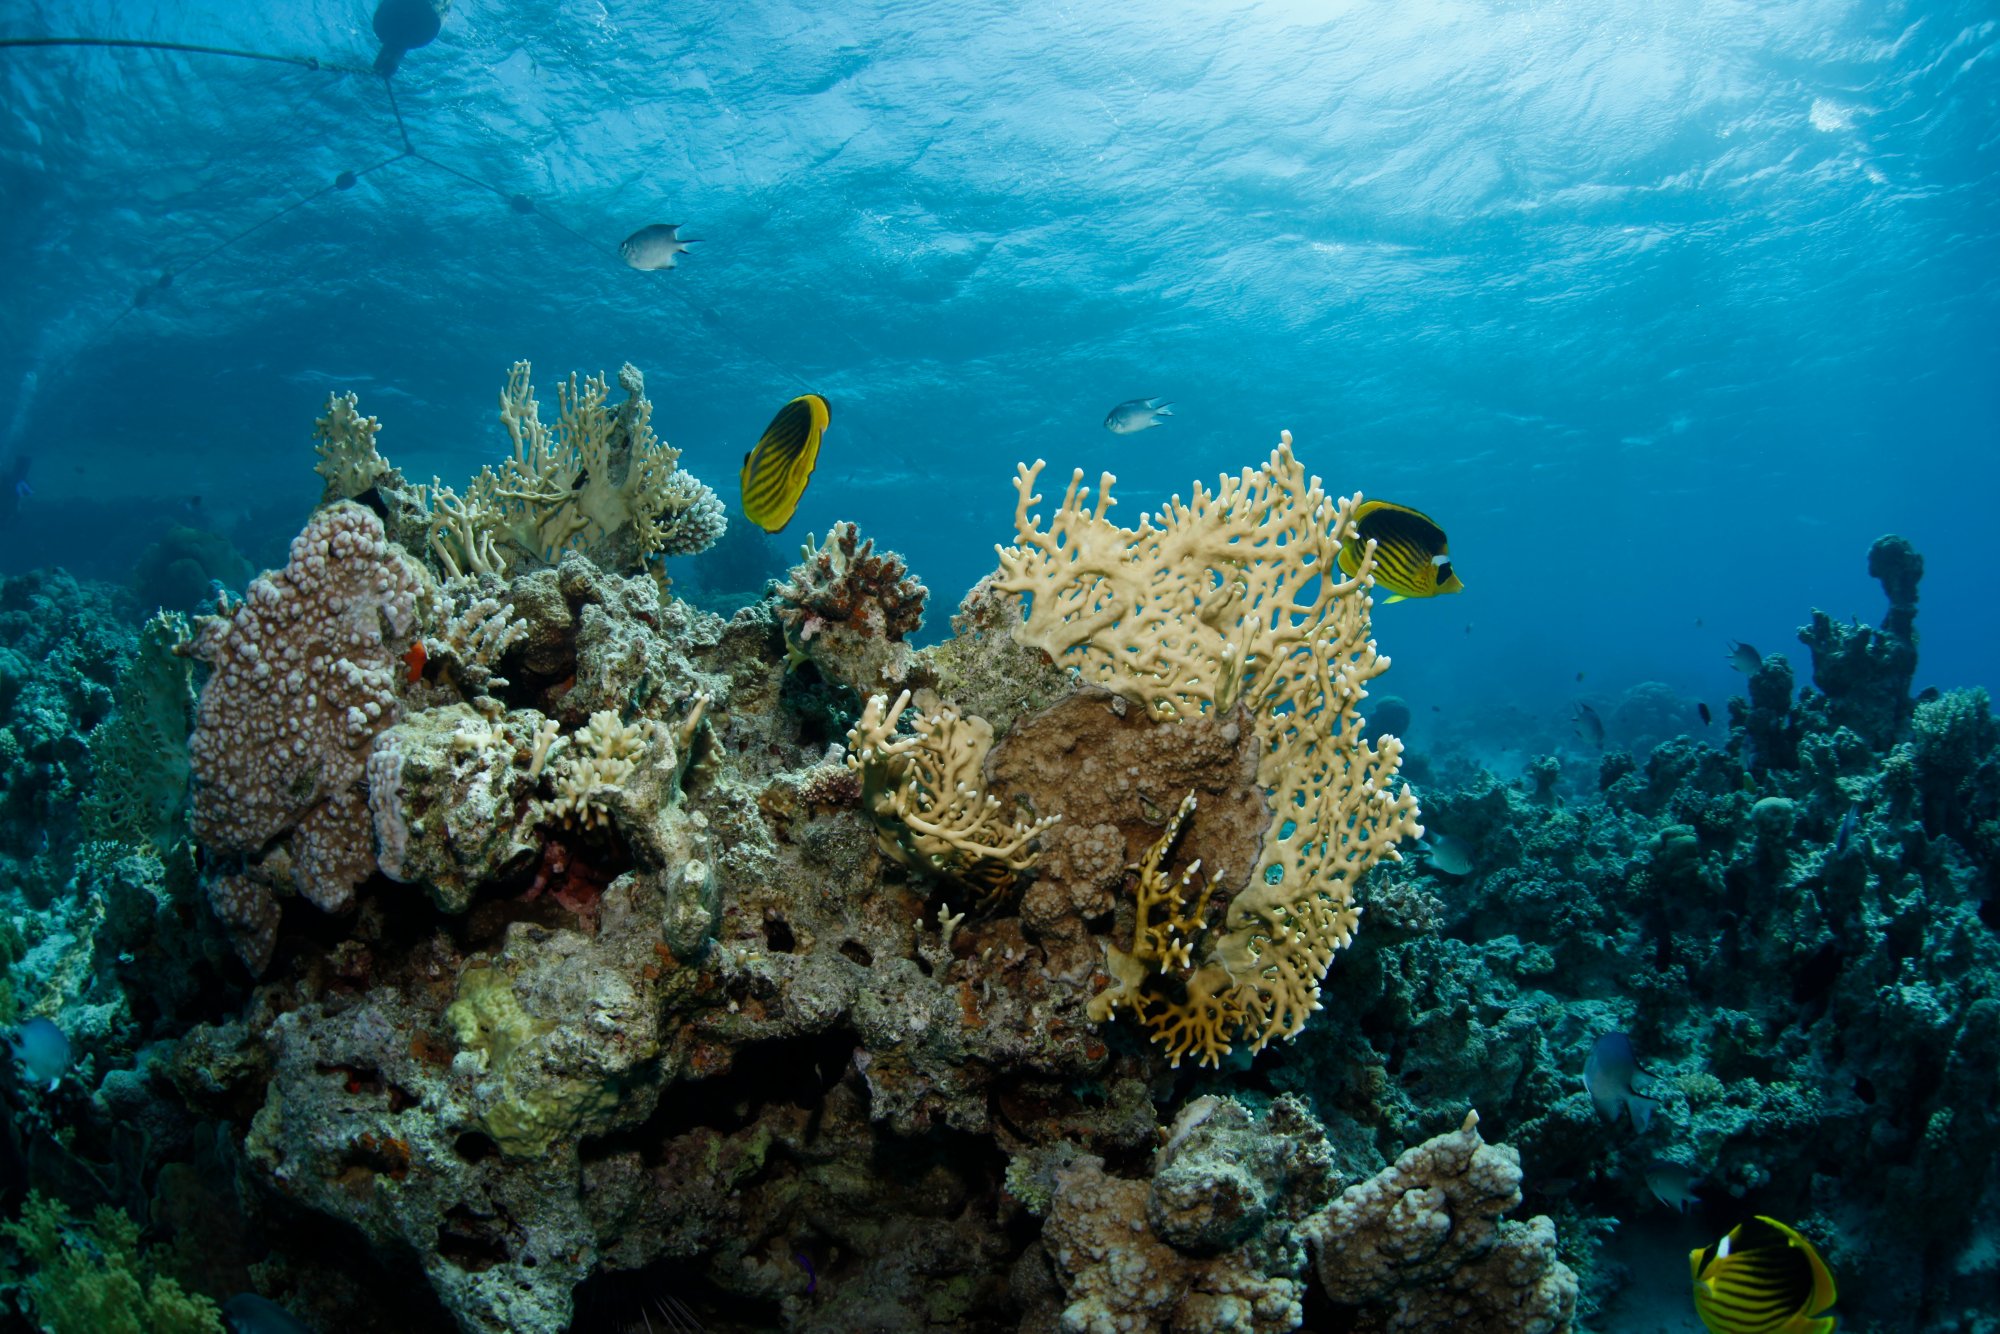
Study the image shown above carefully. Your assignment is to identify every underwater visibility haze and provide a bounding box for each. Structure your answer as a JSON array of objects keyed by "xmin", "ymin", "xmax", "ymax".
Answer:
[{"xmin": 1, "ymin": 1, "xmax": 1998, "ymax": 1331}]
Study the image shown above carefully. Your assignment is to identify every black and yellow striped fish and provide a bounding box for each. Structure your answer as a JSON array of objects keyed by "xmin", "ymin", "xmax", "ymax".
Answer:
[
  {"xmin": 740, "ymin": 393, "xmax": 830, "ymax": 533},
  {"xmin": 1690, "ymin": 1215, "xmax": 1838, "ymax": 1334},
  {"xmin": 1336, "ymin": 499, "xmax": 1464, "ymax": 603}
]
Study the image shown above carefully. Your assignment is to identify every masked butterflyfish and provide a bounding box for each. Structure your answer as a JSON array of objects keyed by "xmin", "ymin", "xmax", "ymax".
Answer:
[
  {"xmin": 1689, "ymin": 1215, "xmax": 1837, "ymax": 1334},
  {"xmin": 1338, "ymin": 500, "xmax": 1464, "ymax": 603},
  {"xmin": 740, "ymin": 394, "xmax": 831, "ymax": 533}
]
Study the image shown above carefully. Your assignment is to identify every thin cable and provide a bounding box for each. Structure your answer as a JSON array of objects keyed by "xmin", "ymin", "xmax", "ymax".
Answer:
[
  {"xmin": 176, "ymin": 154, "xmax": 406, "ymax": 274},
  {"xmin": 381, "ymin": 75, "xmax": 415, "ymax": 153},
  {"xmin": 0, "ymin": 36, "xmax": 368, "ymax": 76}
]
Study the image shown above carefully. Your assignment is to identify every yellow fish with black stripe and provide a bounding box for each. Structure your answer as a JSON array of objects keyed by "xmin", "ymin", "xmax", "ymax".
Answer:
[
  {"xmin": 740, "ymin": 393, "xmax": 831, "ymax": 533},
  {"xmin": 1690, "ymin": 1215, "xmax": 1838, "ymax": 1334},
  {"xmin": 1336, "ymin": 500, "xmax": 1464, "ymax": 603}
]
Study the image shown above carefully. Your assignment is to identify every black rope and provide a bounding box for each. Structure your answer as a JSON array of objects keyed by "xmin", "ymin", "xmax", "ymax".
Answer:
[{"xmin": 0, "ymin": 36, "xmax": 369, "ymax": 76}]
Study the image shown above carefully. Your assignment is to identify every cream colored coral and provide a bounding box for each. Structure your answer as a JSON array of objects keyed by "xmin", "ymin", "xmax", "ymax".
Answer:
[
  {"xmin": 421, "ymin": 482, "xmax": 507, "ymax": 579},
  {"xmin": 430, "ymin": 579, "xmax": 528, "ymax": 681},
  {"xmin": 997, "ymin": 432, "xmax": 1422, "ymax": 1064},
  {"xmin": 540, "ymin": 710, "xmax": 651, "ymax": 829},
  {"xmin": 1310, "ymin": 1110, "xmax": 1579, "ymax": 1331},
  {"xmin": 847, "ymin": 689, "xmax": 1059, "ymax": 898},
  {"xmin": 313, "ymin": 391, "xmax": 391, "ymax": 500},
  {"xmin": 415, "ymin": 362, "xmax": 721, "ymax": 579}
]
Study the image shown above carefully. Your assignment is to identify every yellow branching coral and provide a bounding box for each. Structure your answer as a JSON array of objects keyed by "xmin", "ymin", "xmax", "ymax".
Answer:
[
  {"xmin": 846, "ymin": 689, "xmax": 1060, "ymax": 903},
  {"xmin": 1087, "ymin": 792, "xmax": 1247, "ymax": 1070},
  {"xmin": 997, "ymin": 431, "xmax": 1422, "ymax": 1065}
]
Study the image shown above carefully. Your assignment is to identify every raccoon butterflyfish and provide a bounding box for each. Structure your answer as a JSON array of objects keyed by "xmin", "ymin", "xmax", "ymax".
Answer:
[
  {"xmin": 1337, "ymin": 500, "xmax": 1464, "ymax": 603},
  {"xmin": 1690, "ymin": 1215, "xmax": 1837, "ymax": 1334},
  {"xmin": 740, "ymin": 393, "xmax": 831, "ymax": 533}
]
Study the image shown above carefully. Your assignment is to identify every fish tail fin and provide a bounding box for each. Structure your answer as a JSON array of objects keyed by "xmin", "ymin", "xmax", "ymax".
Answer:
[
  {"xmin": 1153, "ymin": 401, "xmax": 1173, "ymax": 415},
  {"xmin": 1626, "ymin": 1093, "xmax": 1660, "ymax": 1133}
]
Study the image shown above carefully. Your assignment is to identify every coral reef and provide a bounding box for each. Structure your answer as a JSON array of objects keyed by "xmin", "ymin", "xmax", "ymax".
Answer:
[
  {"xmin": 776, "ymin": 521, "xmax": 928, "ymax": 694},
  {"xmin": 9, "ymin": 371, "xmax": 1997, "ymax": 1334},
  {"xmin": 1310, "ymin": 1112, "xmax": 1577, "ymax": 1332},
  {"xmin": 0, "ymin": 1192, "xmax": 225, "ymax": 1334}
]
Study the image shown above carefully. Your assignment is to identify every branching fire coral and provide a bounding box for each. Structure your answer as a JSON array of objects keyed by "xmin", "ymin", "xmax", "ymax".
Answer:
[
  {"xmin": 313, "ymin": 390, "xmax": 394, "ymax": 502},
  {"xmin": 846, "ymin": 689, "xmax": 1059, "ymax": 903},
  {"xmin": 997, "ymin": 432, "xmax": 1422, "ymax": 1064},
  {"xmin": 419, "ymin": 362, "xmax": 725, "ymax": 579},
  {"xmin": 1087, "ymin": 791, "xmax": 1247, "ymax": 1070}
]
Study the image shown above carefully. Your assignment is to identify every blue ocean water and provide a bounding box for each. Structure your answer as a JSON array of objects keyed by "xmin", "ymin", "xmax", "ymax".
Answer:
[{"xmin": 5, "ymin": 0, "xmax": 1996, "ymax": 735}]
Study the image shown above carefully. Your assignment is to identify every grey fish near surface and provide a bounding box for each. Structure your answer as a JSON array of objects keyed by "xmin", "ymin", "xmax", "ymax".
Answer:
[
  {"xmin": 1644, "ymin": 1159, "xmax": 1702, "ymax": 1214},
  {"xmin": 1573, "ymin": 702, "xmax": 1605, "ymax": 749},
  {"xmin": 1583, "ymin": 1031, "xmax": 1659, "ymax": 1131},
  {"xmin": 1104, "ymin": 396, "xmax": 1173, "ymax": 434},
  {"xmin": 620, "ymin": 223, "xmax": 699, "ymax": 271},
  {"xmin": 1727, "ymin": 640, "xmax": 1762, "ymax": 675}
]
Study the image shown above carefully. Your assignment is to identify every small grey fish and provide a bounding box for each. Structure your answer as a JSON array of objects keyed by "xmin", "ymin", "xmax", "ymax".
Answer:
[
  {"xmin": 1583, "ymin": 1031, "xmax": 1659, "ymax": 1131},
  {"xmin": 1834, "ymin": 802, "xmax": 1859, "ymax": 855},
  {"xmin": 620, "ymin": 223, "xmax": 699, "ymax": 271},
  {"xmin": 1643, "ymin": 1159, "xmax": 1702, "ymax": 1214},
  {"xmin": 1423, "ymin": 833, "xmax": 1475, "ymax": 878},
  {"xmin": 1104, "ymin": 396, "xmax": 1173, "ymax": 434},
  {"xmin": 1573, "ymin": 702, "xmax": 1605, "ymax": 749},
  {"xmin": 8, "ymin": 1017, "xmax": 69, "ymax": 1092},
  {"xmin": 1726, "ymin": 640, "xmax": 1762, "ymax": 675}
]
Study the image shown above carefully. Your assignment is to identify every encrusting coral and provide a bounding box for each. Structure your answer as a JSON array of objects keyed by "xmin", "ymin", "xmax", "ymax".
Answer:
[
  {"xmin": 1310, "ymin": 1111, "xmax": 1578, "ymax": 1332},
  {"xmin": 995, "ymin": 432, "xmax": 1423, "ymax": 1064},
  {"xmin": 182, "ymin": 501, "xmax": 425, "ymax": 970}
]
